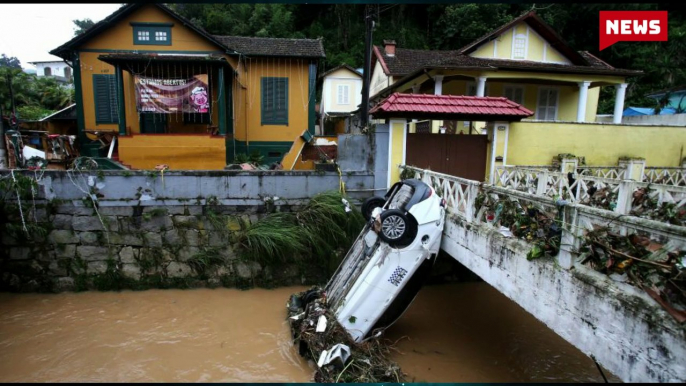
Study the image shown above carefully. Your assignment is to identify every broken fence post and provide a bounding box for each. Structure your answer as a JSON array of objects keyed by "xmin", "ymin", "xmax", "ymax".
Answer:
[
  {"xmin": 557, "ymin": 204, "xmax": 578, "ymax": 269},
  {"xmin": 536, "ymin": 170, "xmax": 549, "ymax": 196}
]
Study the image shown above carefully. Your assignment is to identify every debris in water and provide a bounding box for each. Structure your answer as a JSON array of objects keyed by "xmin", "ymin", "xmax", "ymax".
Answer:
[{"xmin": 287, "ymin": 287, "xmax": 406, "ymax": 383}]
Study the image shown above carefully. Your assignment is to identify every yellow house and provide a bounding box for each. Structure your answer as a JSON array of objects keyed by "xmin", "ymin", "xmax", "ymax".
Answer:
[
  {"xmin": 49, "ymin": 3, "xmax": 323, "ymax": 170},
  {"xmin": 371, "ymin": 11, "xmax": 641, "ymax": 129},
  {"xmin": 369, "ymin": 11, "xmax": 686, "ymax": 179}
]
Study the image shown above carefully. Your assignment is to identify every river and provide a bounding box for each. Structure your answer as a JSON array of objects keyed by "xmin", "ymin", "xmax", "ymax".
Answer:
[{"xmin": 0, "ymin": 283, "xmax": 619, "ymax": 382}]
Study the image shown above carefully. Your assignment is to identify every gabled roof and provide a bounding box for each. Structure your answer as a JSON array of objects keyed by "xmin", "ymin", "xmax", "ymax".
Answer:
[
  {"xmin": 319, "ymin": 64, "xmax": 362, "ymax": 80},
  {"xmin": 212, "ymin": 35, "xmax": 324, "ymax": 58},
  {"xmin": 458, "ymin": 11, "xmax": 587, "ymax": 65},
  {"xmin": 50, "ymin": 3, "xmax": 324, "ymax": 60},
  {"xmin": 50, "ymin": 4, "xmax": 233, "ymax": 60},
  {"xmin": 370, "ymin": 92, "xmax": 533, "ymax": 121},
  {"xmin": 371, "ymin": 11, "xmax": 637, "ymax": 81}
]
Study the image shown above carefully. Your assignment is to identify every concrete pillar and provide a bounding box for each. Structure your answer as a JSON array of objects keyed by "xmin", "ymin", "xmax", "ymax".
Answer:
[
  {"xmin": 412, "ymin": 84, "xmax": 420, "ymax": 94},
  {"xmin": 434, "ymin": 75, "xmax": 444, "ymax": 95},
  {"xmin": 476, "ymin": 76, "xmax": 487, "ymax": 97},
  {"xmin": 625, "ymin": 159, "xmax": 646, "ymax": 181},
  {"xmin": 613, "ymin": 83, "xmax": 628, "ymax": 124},
  {"xmin": 577, "ymin": 81, "xmax": 590, "ymax": 122}
]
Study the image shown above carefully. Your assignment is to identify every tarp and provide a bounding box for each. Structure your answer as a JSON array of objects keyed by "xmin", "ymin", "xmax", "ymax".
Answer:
[
  {"xmin": 623, "ymin": 106, "xmax": 676, "ymax": 116},
  {"xmin": 134, "ymin": 74, "xmax": 209, "ymax": 114}
]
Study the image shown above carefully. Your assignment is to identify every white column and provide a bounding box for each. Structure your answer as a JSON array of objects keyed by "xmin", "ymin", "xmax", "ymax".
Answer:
[
  {"xmin": 434, "ymin": 75, "xmax": 444, "ymax": 95},
  {"xmin": 613, "ymin": 83, "xmax": 628, "ymax": 124},
  {"xmin": 412, "ymin": 84, "xmax": 420, "ymax": 94},
  {"xmin": 577, "ymin": 81, "xmax": 590, "ymax": 122},
  {"xmin": 476, "ymin": 76, "xmax": 487, "ymax": 97}
]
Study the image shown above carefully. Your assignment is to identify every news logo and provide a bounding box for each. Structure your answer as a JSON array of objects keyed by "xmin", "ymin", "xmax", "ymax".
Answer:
[{"xmin": 599, "ymin": 11, "xmax": 668, "ymax": 50}]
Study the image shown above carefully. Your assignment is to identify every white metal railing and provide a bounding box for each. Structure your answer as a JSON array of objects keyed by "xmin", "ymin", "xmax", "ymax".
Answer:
[
  {"xmin": 494, "ymin": 165, "xmax": 686, "ymax": 217},
  {"xmin": 576, "ymin": 166, "xmax": 626, "ymax": 179},
  {"xmin": 400, "ymin": 165, "xmax": 686, "ymax": 270},
  {"xmin": 402, "ymin": 165, "xmax": 480, "ymax": 222},
  {"xmin": 643, "ymin": 167, "xmax": 686, "ymax": 186}
]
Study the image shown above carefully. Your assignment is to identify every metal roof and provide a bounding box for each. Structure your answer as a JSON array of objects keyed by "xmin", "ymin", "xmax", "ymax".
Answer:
[{"xmin": 369, "ymin": 93, "xmax": 534, "ymax": 121}]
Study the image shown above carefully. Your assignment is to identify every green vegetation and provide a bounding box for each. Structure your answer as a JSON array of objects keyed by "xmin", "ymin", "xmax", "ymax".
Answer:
[
  {"xmin": 235, "ymin": 191, "xmax": 364, "ymax": 268},
  {"xmin": 169, "ymin": 3, "xmax": 685, "ymax": 111}
]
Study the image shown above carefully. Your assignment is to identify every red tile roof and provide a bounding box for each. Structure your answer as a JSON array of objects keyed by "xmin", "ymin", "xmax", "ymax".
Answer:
[{"xmin": 370, "ymin": 93, "xmax": 534, "ymax": 121}]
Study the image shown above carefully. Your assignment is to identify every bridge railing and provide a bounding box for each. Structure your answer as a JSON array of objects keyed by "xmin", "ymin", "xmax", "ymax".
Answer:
[
  {"xmin": 493, "ymin": 165, "xmax": 686, "ymax": 220},
  {"xmin": 401, "ymin": 165, "xmax": 480, "ymax": 222},
  {"xmin": 643, "ymin": 167, "xmax": 686, "ymax": 186},
  {"xmin": 400, "ymin": 165, "xmax": 686, "ymax": 268}
]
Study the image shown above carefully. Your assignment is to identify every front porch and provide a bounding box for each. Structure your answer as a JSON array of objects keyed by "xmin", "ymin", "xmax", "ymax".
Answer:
[{"xmin": 93, "ymin": 53, "xmax": 235, "ymax": 169}]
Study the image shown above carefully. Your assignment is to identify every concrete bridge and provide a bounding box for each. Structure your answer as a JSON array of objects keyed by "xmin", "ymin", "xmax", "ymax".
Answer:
[{"xmin": 401, "ymin": 165, "xmax": 686, "ymax": 383}]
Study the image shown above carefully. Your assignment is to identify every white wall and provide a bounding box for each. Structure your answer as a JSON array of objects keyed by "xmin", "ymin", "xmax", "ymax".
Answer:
[
  {"xmin": 33, "ymin": 62, "xmax": 71, "ymax": 80},
  {"xmin": 441, "ymin": 215, "xmax": 686, "ymax": 383}
]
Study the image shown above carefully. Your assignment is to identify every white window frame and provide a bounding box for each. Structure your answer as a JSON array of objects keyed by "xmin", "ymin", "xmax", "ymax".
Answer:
[
  {"xmin": 536, "ymin": 87, "xmax": 560, "ymax": 121},
  {"xmin": 503, "ymin": 85, "xmax": 525, "ymax": 105},
  {"xmin": 337, "ymin": 84, "xmax": 350, "ymax": 105},
  {"xmin": 466, "ymin": 81, "xmax": 490, "ymax": 96},
  {"xmin": 510, "ymin": 26, "xmax": 529, "ymax": 60}
]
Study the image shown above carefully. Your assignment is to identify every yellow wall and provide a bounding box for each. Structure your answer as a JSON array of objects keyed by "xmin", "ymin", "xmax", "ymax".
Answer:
[
  {"xmin": 470, "ymin": 22, "xmax": 571, "ymax": 64},
  {"xmin": 507, "ymin": 121, "xmax": 686, "ymax": 167},
  {"xmin": 371, "ymin": 60, "xmax": 391, "ymax": 97},
  {"xmin": 118, "ymin": 135, "xmax": 225, "ymax": 169},
  {"xmin": 389, "ymin": 121, "xmax": 406, "ymax": 185},
  {"xmin": 235, "ymin": 57, "xmax": 311, "ymax": 143},
  {"xmin": 324, "ymin": 68, "xmax": 361, "ymax": 113}
]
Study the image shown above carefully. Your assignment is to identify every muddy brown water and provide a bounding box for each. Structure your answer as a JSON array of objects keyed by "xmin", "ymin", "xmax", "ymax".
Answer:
[{"xmin": 0, "ymin": 283, "xmax": 620, "ymax": 382}]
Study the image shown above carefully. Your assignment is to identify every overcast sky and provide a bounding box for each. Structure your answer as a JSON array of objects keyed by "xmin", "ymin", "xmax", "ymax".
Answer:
[{"xmin": 0, "ymin": 4, "xmax": 122, "ymax": 68}]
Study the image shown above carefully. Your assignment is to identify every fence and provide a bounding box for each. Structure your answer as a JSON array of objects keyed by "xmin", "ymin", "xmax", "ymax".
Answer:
[{"xmin": 400, "ymin": 165, "xmax": 686, "ymax": 269}]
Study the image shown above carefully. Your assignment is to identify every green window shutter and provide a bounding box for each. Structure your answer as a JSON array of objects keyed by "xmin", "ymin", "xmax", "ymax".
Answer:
[
  {"xmin": 261, "ymin": 77, "xmax": 288, "ymax": 125},
  {"xmin": 93, "ymin": 74, "xmax": 118, "ymax": 124}
]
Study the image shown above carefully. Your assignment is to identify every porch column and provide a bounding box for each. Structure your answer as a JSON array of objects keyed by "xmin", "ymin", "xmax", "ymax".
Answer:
[
  {"xmin": 476, "ymin": 76, "xmax": 487, "ymax": 97},
  {"xmin": 115, "ymin": 64, "xmax": 126, "ymax": 136},
  {"xmin": 218, "ymin": 67, "xmax": 227, "ymax": 135},
  {"xmin": 613, "ymin": 83, "xmax": 628, "ymax": 124},
  {"xmin": 576, "ymin": 81, "xmax": 590, "ymax": 122},
  {"xmin": 412, "ymin": 84, "xmax": 420, "ymax": 94},
  {"xmin": 434, "ymin": 75, "xmax": 444, "ymax": 95}
]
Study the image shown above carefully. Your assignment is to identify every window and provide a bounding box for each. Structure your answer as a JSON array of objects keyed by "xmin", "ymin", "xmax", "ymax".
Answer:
[
  {"xmin": 466, "ymin": 82, "xmax": 489, "ymax": 96},
  {"xmin": 513, "ymin": 34, "xmax": 527, "ymax": 59},
  {"xmin": 64, "ymin": 67, "xmax": 72, "ymax": 81},
  {"xmin": 503, "ymin": 86, "xmax": 524, "ymax": 105},
  {"xmin": 536, "ymin": 87, "xmax": 558, "ymax": 121},
  {"xmin": 261, "ymin": 77, "xmax": 288, "ymax": 125},
  {"xmin": 93, "ymin": 74, "xmax": 118, "ymax": 124},
  {"xmin": 44, "ymin": 67, "xmax": 51, "ymax": 76},
  {"xmin": 337, "ymin": 84, "xmax": 350, "ymax": 104},
  {"xmin": 183, "ymin": 113, "xmax": 210, "ymax": 125},
  {"xmin": 132, "ymin": 23, "xmax": 172, "ymax": 46}
]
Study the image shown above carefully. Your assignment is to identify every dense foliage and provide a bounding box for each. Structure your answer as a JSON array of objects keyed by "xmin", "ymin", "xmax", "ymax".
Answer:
[
  {"xmin": 170, "ymin": 3, "xmax": 686, "ymax": 111},
  {"xmin": 0, "ymin": 56, "xmax": 74, "ymax": 120}
]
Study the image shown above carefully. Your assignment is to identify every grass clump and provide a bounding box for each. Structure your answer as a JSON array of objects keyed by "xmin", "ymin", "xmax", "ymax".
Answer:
[{"xmin": 235, "ymin": 191, "xmax": 364, "ymax": 267}]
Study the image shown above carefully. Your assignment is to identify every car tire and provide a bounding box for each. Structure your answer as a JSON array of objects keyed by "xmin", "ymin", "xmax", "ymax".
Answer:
[
  {"xmin": 361, "ymin": 196, "xmax": 386, "ymax": 221},
  {"xmin": 378, "ymin": 209, "xmax": 417, "ymax": 248}
]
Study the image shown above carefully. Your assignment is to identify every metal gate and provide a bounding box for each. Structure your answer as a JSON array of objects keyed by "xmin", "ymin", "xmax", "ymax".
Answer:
[{"xmin": 405, "ymin": 133, "xmax": 488, "ymax": 181}]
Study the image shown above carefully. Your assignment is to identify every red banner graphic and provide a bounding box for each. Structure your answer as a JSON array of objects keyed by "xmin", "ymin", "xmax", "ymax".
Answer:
[
  {"xmin": 599, "ymin": 11, "xmax": 668, "ymax": 51},
  {"xmin": 134, "ymin": 74, "xmax": 209, "ymax": 114}
]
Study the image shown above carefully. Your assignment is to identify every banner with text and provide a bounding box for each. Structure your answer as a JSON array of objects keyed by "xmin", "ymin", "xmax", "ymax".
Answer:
[{"xmin": 134, "ymin": 74, "xmax": 210, "ymax": 113}]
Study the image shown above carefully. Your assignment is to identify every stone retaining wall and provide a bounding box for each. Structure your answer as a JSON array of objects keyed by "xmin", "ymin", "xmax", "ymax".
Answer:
[{"xmin": 0, "ymin": 170, "xmax": 375, "ymax": 293}]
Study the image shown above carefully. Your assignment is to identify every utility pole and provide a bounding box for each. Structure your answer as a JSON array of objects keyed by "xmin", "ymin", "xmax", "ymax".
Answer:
[
  {"xmin": 360, "ymin": 5, "xmax": 375, "ymax": 130},
  {"xmin": 0, "ymin": 100, "xmax": 6, "ymax": 169}
]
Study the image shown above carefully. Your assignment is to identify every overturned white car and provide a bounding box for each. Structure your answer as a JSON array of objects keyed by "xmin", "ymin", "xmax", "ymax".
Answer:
[{"xmin": 323, "ymin": 178, "xmax": 446, "ymax": 342}]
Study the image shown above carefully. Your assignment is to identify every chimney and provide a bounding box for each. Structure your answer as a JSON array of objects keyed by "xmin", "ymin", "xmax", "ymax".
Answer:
[{"xmin": 383, "ymin": 40, "xmax": 396, "ymax": 57}]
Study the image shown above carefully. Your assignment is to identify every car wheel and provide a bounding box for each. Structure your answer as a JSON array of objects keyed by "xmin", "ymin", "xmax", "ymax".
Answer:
[
  {"xmin": 378, "ymin": 209, "xmax": 417, "ymax": 248},
  {"xmin": 361, "ymin": 196, "xmax": 386, "ymax": 221}
]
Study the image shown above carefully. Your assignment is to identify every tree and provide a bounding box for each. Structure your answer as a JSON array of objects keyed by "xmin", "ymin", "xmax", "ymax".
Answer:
[
  {"xmin": 0, "ymin": 54, "xmax": 21, "ymax": 69},
  {"xmin": 73, "ymin": 18, "xmax": 95, "ymax": 36}
]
